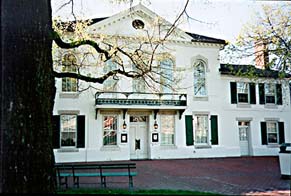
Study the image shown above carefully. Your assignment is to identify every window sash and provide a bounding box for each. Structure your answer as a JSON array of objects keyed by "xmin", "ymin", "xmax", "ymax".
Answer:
[
  {"xmin": 160, "ymin": 114, "xmax": 175, "ymax": 145},
  {"xmin": 60, "ymin": 115, "xmax": 77, "ymax": 147},
  {"xmin": 194, "ymin": 115, "xmax": 209, "ymax": 144},
  {"xmin": 237, "ymin": 83, "xmax": 249, "ymax": 103},
  {"xmin": 265, "ymin": 84, "xmax": 276, "ymax": 104},
  {"xmin": 62, "ymin": 77, "xmax": 77, "ymax": 92},
  {"xmin": 160, "ymin": 59, "xmax": 174, "ymax": 94},
  {"xmin": 103, "ymin": 115, "xmax": 118, "ymax": 146},
  {"xmin": 133, "ymin": 78, "xmax": 145, "ymax": 92},
  {"xmin": 267, "ymin": 122, "xmax": 278, "ymax": 144},
  {"xmin": 194, "ymin": 62, "xmax": 206, "ymax": 96}
]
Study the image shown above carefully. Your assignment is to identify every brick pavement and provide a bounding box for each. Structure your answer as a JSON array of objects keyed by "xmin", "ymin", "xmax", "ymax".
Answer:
[{"xmin": 59, "ymin": 156, "xmax": 291, "ymax": 195}]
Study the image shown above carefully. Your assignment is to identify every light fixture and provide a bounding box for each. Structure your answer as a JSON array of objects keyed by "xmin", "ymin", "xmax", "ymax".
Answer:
[
  {"xmin": 123, "ymin": 121, "xmax": 127, "ymax": 129},
  {"xmin": 154, "ymin": 121, "xmax": 158, "ymax": 129}
]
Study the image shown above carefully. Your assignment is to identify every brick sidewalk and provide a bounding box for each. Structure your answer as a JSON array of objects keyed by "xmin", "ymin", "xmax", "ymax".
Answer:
[{"xmin": 60, "ymin": 156, "xmax": 291, "ymax": 195}]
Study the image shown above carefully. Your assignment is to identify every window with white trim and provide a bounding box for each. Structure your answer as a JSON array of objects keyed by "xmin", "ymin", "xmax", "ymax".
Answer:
[
  {"xmin": 237, "ymin": 82, "xmax": 249, "ymax": 103},
  {"xmin": 62, "ymin": 54, "xmax": 78, "ymax": 92},
  {"xmin": 194, "ymin": 114, "xmax": 209, "ymax": 145},
  {"xmin": 266, "ymin": 121, "xmax": 278, "ymax": 144},
  {"xmin": 103, "ymin": 115, "xmax": 118, "ymax": 146},
  {"xmin": 60, "ymin": 114, "xmax": 77, "ymax": 147},
  {"xmin": 160, "ymin": 114, "xmax": 175, "ymax": 145},
  {"xmin": 103, "ymin": 59, "xmax": 118, "ymax": 91},
  {"xmin": 160, "ymin": 58, "xmax": 174, "ymax": 94},
  {"xmin": 265, "ymin": 83, "xmax": 276, "ymax": 104},
  {"xmin": 193, "ymin": 61, "xmax": 207, "ymax": 96},
  {"xmin": 132, "ymin": 64, "xmax": 146, "ymax": 92}
]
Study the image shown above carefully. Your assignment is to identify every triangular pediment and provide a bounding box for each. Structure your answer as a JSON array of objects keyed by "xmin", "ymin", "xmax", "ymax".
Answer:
[{"xmin": 86, "ymin": 4, "xmax": 193, "ymax": 42}]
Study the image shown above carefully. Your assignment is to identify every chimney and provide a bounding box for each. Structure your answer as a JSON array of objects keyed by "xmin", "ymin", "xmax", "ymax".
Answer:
[{"xmin": 254, "ymin": 40, "xmax": 269, "ymax": 69}]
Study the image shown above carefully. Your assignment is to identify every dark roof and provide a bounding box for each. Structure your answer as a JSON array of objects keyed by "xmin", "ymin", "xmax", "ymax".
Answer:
[
  {"xmin": 89, "ymin": 17, "xmax": 108, "ymax": 25},
  {"xmin": 219, "ymin": 64, "xmax": 291, "ymax": 79},
  {"xmin": 55, "ymin": 17, "xmax": 108, "ymax": 32},
  {"xmin": 186, "ymin": 32, "xmax": 226, "ymax": 45}
]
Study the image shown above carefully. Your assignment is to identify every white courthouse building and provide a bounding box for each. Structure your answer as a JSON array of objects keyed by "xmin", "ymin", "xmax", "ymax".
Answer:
[{"xmin": 53, "ymin": 4, "xmax": 291, "ymax": 163}]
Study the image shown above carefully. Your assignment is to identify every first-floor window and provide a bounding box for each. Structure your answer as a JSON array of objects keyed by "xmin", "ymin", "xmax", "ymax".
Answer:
[
  {"xmin": 103, "ymin": 115, "xmax": 118, "ymax": 146},
  {"xmin": 267, "ymin": 121, "xmax": 278, "ymax": 144},
  {"xmin": 160, "ymin": 113, "xmax": 175, "ymax": 145},
  {"xmin": 60, "ymin": 114, "xmax": 77, "ymax": 147},
  {"xmin": 194, "ymin": 114, "xmax": 209, "ymax": 145}
]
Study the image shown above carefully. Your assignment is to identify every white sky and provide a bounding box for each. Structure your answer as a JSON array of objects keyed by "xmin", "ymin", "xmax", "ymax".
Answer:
[{"xmin": 51, "ymin": 0, "xmax": 289, "ymax": 43}]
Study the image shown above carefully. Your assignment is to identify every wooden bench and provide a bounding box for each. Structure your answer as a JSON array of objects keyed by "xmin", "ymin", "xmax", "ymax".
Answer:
[{"xmin": 54, "ymin": 162, "xmax": 137, "ymax": 189}]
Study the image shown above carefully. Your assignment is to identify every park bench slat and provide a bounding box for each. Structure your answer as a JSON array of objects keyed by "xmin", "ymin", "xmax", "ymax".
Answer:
[{"xmin": 54, "ymin": 162, "xmax": 137, "ymax": 189}]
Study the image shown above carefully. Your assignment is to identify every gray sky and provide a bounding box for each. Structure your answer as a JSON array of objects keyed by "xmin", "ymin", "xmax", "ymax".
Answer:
[{"xmin": 51, "ymin": 0, "xmax": 288, "ymax": 43}]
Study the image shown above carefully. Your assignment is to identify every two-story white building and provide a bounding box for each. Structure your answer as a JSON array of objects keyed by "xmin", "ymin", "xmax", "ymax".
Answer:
[{"xmin": 53, "ymin": 4, "xmax": 291, "ymax": 163}]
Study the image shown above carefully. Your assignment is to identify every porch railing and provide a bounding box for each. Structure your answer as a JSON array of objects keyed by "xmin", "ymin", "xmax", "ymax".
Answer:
[{"xmin": 95, "ymin": 91, "xmax": 187, "ymax": 107}]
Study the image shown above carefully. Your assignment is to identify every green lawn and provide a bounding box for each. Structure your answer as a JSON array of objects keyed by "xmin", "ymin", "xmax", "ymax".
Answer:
[{"xmin": 57, "ymin": 188, "xmax": 219, "ymax": 195}]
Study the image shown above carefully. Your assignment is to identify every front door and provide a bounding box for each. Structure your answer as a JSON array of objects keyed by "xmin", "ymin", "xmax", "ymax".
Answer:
[
  {"xmin": 129, "ymin": 116, "xmax": 148, "ymax": 159},
  {"xmin": 238, "ymin": 121, "xmax": 250, "ymax": 156}
]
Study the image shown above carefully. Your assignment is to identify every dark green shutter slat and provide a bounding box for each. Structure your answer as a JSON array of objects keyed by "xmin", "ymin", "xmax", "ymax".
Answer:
[
  {"xmin": 230, "ymin": 82, "xmax": 237, "ymax": 104},
  {"xmin": 249, "ymin": 83, "xmax": 256, "ymax": 104},
  {"xmin": 278, "ymin": 122, "xmax": 285, "ymax": 144},
  {"xmin": 77, "ymin": 115, "xmax": 85, "ymax": 148},
  {"xmin": 210, "ymin": 115, "xmax": 218, "ymax": 145},
  {"xmin": 185, "ymin": 115, "xmax": 193, "ymax": 146},
  {"xmin": 259, "ymin": 83, "xmax": 265, "ymax": 104},
  {"xmin": 276, "ymin": 84, "xmax": 282, "ymax": 105},
  {"xmin": 260, "ymin": 122, "xmax": 267, "ymax": 145},
  {"xmin": 52, "ymin": 115, "xmax": 60, "ymax": 148}
]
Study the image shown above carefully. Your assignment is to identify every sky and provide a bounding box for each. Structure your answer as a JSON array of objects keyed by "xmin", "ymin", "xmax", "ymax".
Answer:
[{"xmin": 51, "ymin": 0, "xmax": 289, "ymax": 43}]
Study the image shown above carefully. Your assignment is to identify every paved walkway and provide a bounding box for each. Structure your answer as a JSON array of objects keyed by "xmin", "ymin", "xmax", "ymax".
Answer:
[{"xmin": 62, "ymin": 156, "xmax": 291, "ymax": 195}]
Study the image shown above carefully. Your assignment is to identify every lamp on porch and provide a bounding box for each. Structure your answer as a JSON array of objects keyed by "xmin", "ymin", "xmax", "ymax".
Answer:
[
  {"xmin": 154, "ymin": 120, "xmax": 158, "ymax": 129},
  {"xmin": 123, "ymin": 120, "xmax": 127, "ymax": 129}
]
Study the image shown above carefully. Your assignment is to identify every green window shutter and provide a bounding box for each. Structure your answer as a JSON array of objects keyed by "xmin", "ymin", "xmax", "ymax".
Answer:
[
  {"xmin": 260, "ymin": 122, "xmax": 267, "ymax": 145},
  {"xmin": 278, "ymin": 122, "xmax": 285, "ymax": 144},
  {"xmin": 259, "ymin": 83, "xmax": 265, "ymax": 104},
  {"xmin": 77, "ymin": 115, "xmax": 85, "ymax": 148},
  {"xmin": 249, "ymin": 83, "xmax": 256, "ymax": 104},
  {"xmin": 185, "ymin": 115, "xmax": 194, "ymax": 146},
  {"xmin": 52, "ymin": 115, "xmax": 60, "ymax": 149},
  {"xmin": 230, "ymin": 82, "xmax": 237, "ymax": 104},
  {"xmin": 276, "ymin": 84, "xmax": 282, "ymax": 105},
  {"xmin": 210, "ymin": 115, "xmax": 218, "ymax": 145}
]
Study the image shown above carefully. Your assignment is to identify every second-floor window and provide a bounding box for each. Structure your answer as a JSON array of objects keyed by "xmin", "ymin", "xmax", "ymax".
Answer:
[
  {"xmin": 259, "ymin": 83, "xmax": 282, "ymax": 105},
  {"xmin": 103, "ymin": 59, "xmax": 118, "ymax": 92},
  {"xmin": 160, "ymin": 58, "xmax": 174, "ymax": 94},
  {"xmin": 230, "ymin": 82, "xmax": 256, "ymax": 104},
  {"xmin": 237, "ymin": 82, "xmax": 249, "ymax": 103},
  {"xmin": 62, "ymin": 54, "xmax": 77, "ymax": 92},
  {"xmin": 194, "ymin": 61, "xmax": 207, "ymax": 96},
  {"xmin": 265, "ymin": 83, "xmax": 276, "ymax": 104},
  {"xmin": 132, "ymin": 64, "xmax": 146, "ymax": 92}
]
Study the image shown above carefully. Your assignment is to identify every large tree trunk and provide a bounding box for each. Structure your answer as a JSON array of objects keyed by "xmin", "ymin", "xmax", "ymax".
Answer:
[{"xmin": 1, "ymin": 0, "xmax": 56, "ymax": 193}]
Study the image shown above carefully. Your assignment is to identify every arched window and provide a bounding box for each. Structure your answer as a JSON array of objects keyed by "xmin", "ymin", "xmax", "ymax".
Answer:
[
  {"xmin": 103, "ymin": 59, "xmax": 118, "ymax": 92},
  {"xmin": 160, "ymin": 58, "xmax": 174, "ymax": 94},
  {"xmin": 193, "ymin": 61, "xmax": 207, "ymax": 96},
  {"xmin": 62, "ymin": 53, "xmax": 77, "ymax": 92}
]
